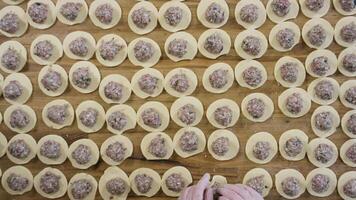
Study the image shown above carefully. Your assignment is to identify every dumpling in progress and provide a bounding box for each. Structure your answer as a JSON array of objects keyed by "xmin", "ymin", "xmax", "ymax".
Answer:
[
  {"xmin": 246, "ymin": 132, "xmax": 277, "ymax": 164},
  {"xmin": 0, "ymin": 6, "xmax": 28, "ymax": 37},
  {"xmin": 26, "ymin": 0, "xmax": 56, "ymax": 29},
  {"xmin": 278, "ymin": 88, "xmax": 311, "ymax": 118}
]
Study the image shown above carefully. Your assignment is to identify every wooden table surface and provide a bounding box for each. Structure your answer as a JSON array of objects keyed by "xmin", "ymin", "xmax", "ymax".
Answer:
[{"xmin": 0, "ymin": 0, "xmax": 353, "ymax": 199}]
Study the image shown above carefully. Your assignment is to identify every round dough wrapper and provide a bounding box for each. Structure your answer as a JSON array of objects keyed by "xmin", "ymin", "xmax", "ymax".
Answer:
[
  {"xmin": 140, "ymin": 132, "xmax": 173, "ymax": 160},
  {"xmin": 241, "ymin": 93, "xmax": 274, "ymax": 122},
  {"xmin": 0, "ymin": 73, "xmax": 3, "ymax": 95},
  {"xmin": 275, "ymin": 169, "xmax": 306, "ymax": 199},
  {"xmin": 279, "ymin": 129, "xmax": 308, "ymax": 161},
  {"xmin": 234, "ymin": 0, "xmax": 266, "ymax": 29},
  {"xmin": 338, "ymin": 46, "xmax": 356, "ymax": 77},
  {"xmin": 4, "ymin": 104, "xmax": 37, "ymax": 134},
  {"xmin": 334, "ymin": 17, "xmax": 356, "ymax": 48},
  {"xmin": 37, "ymin": 135, "xmax": 68, "ymax": 165},
  {"xmin": 38, "ymin": 64, "xmax": 68, "ymax": 97},
  {"xmin": 137, "ymin": 101, "xmax": 169, "ymax": 132},
  {"xmin": 2, "ymin": 72, "xmax": 32, "ymax": 104},
  {"xmin": 207, "ymin": 129, "xmax": 239, "ymax": 161},
  {"xmin": 307, "ymin": 77, "xmax": 339, "ymax": 105},
  {"xmin": 98, "ymin": 74, "xmax": 131, "ymax": 104},
  {"xmin": 30, "ymin": 34, "xmax": 63, "ymax": 65},
  {"xmin": 63, "ymin": 31, "xmax": 96, "ymax": 60},
  {"xmin": 69, "ymin": 61, "xmax": 101, "ymax": 93},
  {"xmin": 164, "ymin": 31, "xmax": 197, "ymax": 62},
  {"xmin": 0, "ymin": 6, "xmax": 28, "ymax": 37},
  {"xmin": 302, "ymin": 18, "xmax": 334, "ymax": 49},
  {"xmin": 164, "ymin": 68, "xmax": 198, "ymax": 98},
  {"xmin": 202, "ymin": 62, "xmax": 234, "ymax": 94},
  {"xmin": 234, "ymin": 29, "xmax": 268, "ymax": 60},
  {"xmin": 340, "ymin": 139, "xmax": 356, "ymax": 167},
  {"xmin": 158, "ymin": 1, "xmax": 191, "ymax": 32},
  {"xmin": 210, "ymin": 175, "xmax": 227, "ymax": 187},
  {"xmin": 68, "ymin": 139, "xmax": 99, "ymax": 169},
  {"xmin": 99, "ymin": 166, "xmax": 130, "ymax": 200},
  {"xmin": 0, "ymin": 40, "xmax": 27, "ymax": 73},
  {"xmin": 127, "ymin": 37, "xmax": 161, "ymax": 68},
  {"xmin": 42, "ymin": 99, "xmax": 74, "ymax": 129},
  {"xmin": 89, "ymin": 0, "xmax": 121, "ymax": 29},
  {"xmin": 338, "ymin": 171, "xmax": 356, "ymax": 200},
  {"xmin": 170, "ymin": 96, "xmax": 204, "ymax": 127},
  {"xmin": 198, "ymin": 29, "xmax": 231, "ymax": 59},
  {"xmin": 161, "ymin": 166, "xmax": 192, "ymax": 197},
  {"xmin": 243, "ymin": 168, "xmax": 273, "ymax": 197},
  {"xmin": 105, "ymin": 104, "xmax": 136, "ymax": 135},
  {"xmin": 235, "ymin": 60, "xmax": 267, "ymax": 89},
  {"xmin": 129, "ymin": 168, "xmax": 161, "ymax": 197},
  {"xmin": 341, "ymin": 110, "xmax": 356, "ymax": 138},
  {"xmin": 1, "ymin": 166, "xmax": 33, "ymax": 195},
  {"xmin": 128, "ymin": 1, "xmax": 158, "ymax": 35},
  {"xmin": 67, "ymin": 173, "xmax": 97, "ymax": 200},
  {"xmin": 197, "ymin": 0, "xmax": 229, "ymax": 29},
  {"xmin": 7, "ymin": 133, "xmax": 37, "ymax": 164},
  {"xmin": 95, "ymin": 34, "xmax": 127, "ymax": 67},
  {"xmin": 306, "ymin": 168, "xmax": 337, "ymax": 197},
  {"xmin": 266, "ymin": 0, "xmax": 299, "ymax": 23},
  {"xmin": 34, "ymin": 167, "xmax": 68, "ymax": 199},
  {"xmin": 333, "ymin": 0, "xmax": 356, "ymax": 15},
  {"xmin": 173, "ymin": 127, "xmax": 206, "ymax": 158},
  {"xmin": 269, "ymin": 22, "xmax": 300, "ymax": 52},
  {"xmin": 305, "ymin": 49, "xmax": 338, "ymax": 77},
  {"xmin": 299, "ymin": 0, "xmax": 330, "ymax": 18},
  {"xmin": 246, "ymin": 132, "xmax": 278, "ymax": 164},
  {"xmin": 26, "ymin": 0, "xmax": 56, "ymax": 29},
  {"xmin": 3, "ymin": 0, "xmax": 25, "ymax": 5},
  {"xmin": 131, "ymin": 68, "xmax": 164, "ymax": 98},
  {"xmin": 274, "ymin": 56, "xmax": 305, "ymax": 88},
  {"xmin": 56, "ymin": 0, "xmax": 88, "ymax": 25},
  {"xmin": 0, "ymin": 132, "xmax": 7, "ymax": 158},
  {"xmin": 278, "ymin": 87, "xmax": 311, "ymax": 118},
  {"xmin": 100, "ymin": 135, "xmax": 133, "ymax": 166},
  {"xmin": 307, "ymin": 138, "xmax": 338, "ymax": 168},
  {"xmin": 340, "ymin": 80, "xmax": 356, "ymax": 109},
  {"xmin": 311, "ymin": 106, "xmax": 340, "ymax": 137},
  {"xmin": 206, "ymin": 98, "xmax": 240, "ymax": 129},
  {"xmin": 76, "ymin": 100, "xmax": 106, "ymax": 133}
]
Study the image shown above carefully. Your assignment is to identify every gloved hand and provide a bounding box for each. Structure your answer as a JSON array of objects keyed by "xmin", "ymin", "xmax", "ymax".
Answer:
[{"xmin": 217, "ymin": 184, "xmax": 264, "ymax": 200}]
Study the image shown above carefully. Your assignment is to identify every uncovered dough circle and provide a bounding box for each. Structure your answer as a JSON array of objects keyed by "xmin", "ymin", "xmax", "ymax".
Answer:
[
  {"xmin": 164, "ymin": 68, "xmax": 198, "ymax": 98},
  {"xmin": 98, "ymin": 74, "xmax": 131, "ymax": 104},
  {"xmin": 266, "ymin": 0, "xmax": 299, "ymax": 23},
  {"xmin": 140, "ymin": 132, "xmax": 174, "ymax": 160},
  {"xmin": 137, "ymin": 101, "xmax": 170, "ymax": 132},
  {"xmin": 161, "ymin": 166, "xmax": 192, "ymax": 197},
  {"xmin": 42, "ymin": 99, "xmax": 74, "ymax": 129},
  {"xmin": 164, "ymin": 31, "xmax": 197, "ymax": 62},
  {"xmin": 56, "ymin": 0, "xmax": 88, "ymax": 25},
  {"xmin": 278, "ymin": 87, "xmax": 311, "ymax": 118},
  {"xmin": 338, "ymin": 46, "xmax": 356, "ymax": 77},
  {"xmin": 269, "ymin": 22, "xmax": 300, "ymax": 52},
  {"xmin": 0, "ymin": 132, "xmax": 7, "ymax": 158},
  {"xmin": 2, "ymin": 72, "xmax": 32, "ymax": 104},
  {"xmin": 305, "ymin": 49, "xmax": 338, "ymax": 77},
  {"xmin": 131, "ymin": 68, "xmax": 164, "ymax": 98},
  {"xmin": 0, "ymin": 6, "xmax": 28, "ymax": 37},
  {"xmin": 311, "ymin": 106, "xmax": 340, "ymax": 137},
  {"xmin": 96, "ymin": 34, "xmax": 127, "ymax": 67},
  {"xmin": 26, "ymin": 0, "xmax": 56, "ymax": 29},
  {"xmin": 234, "ymin": 0, "xmax": 267, "ymax": 29},
  {"xmin": 100, "ymin": 135, "xmax": 133, "ymax": 166},
  {"xmin": 34, "ymin": 167, "xmax": 68, "ymax": 199},
  {"xmin": 76, "ymin": 100, "xmax": 106, "ymax": 133},
  {"xmin": 307, "ymin": 77, "xmax": 339, "ymax": 105},
  {"xmin": 241, "ymin": 93, "xmax": 274, "ymax": 122},
  {"xmin": 99, "ymin": 166, "xmax": 130, "ymax": 200},
  {"xmin": 333, "ymin": 0, "xmax": 356, "ymax": 15},
  {"xmin": 339, "ymin": 80, "xmax": 356, "ymax": 109},
  {"xmin": 338, "ymin": 171, "xmax": 356, "ymax": 200},
  {"xmin": 158, "ymin": 1, "xmax": 191, "ymax": 32},
  {"xmin": 1, "ymin": 166, "xmax": 33, "ymax": 195},
  {"xmin": 129, "ymin": 168, "xmax": 161, "ymax": 197},
  {"xmin": 341, "ymin": 110, "xmax": 356, "ymax": 138},
  {"xmin": 234, "ymin": 29, "xmax": 268, "ymax": 60},
  {"xmin": 128, "ymin": 1, "xmax": 158, "ymax": 35},
  {"xmin": 67, "ymin": 173, "xmax": 97, "ymax": 200},
  {"xmin": 206, "ymin": 98, "xmax": 240, "ymax": 128},
  {"xmin": 0, "ymin": 73, "xmax": 3, "ymax": 95},
  {"xmin": 279, "ymin": 129, "xmax": 308, "ymax": 161},
  {"xmin": 299, "ymin": 0, "xmax": 330, "ymax": 18},
  {"xmin": 3, "ymin": 0, "xmax": 25, "ymax": 5},
  {"xmin": 170, "ymin": 96, "xmax": 204, "ymax": 127},
  {"xmin": 68, "ymin": 139, "xmax": 99, "ymax": 169},
  {"xmin": 207, "ymin": 129, "xmax": 239, "ymax": 161},
  {"xmin": 0, "ymin": 40, "xmax": 27, "ymax": 73},
  {"xmin": 63, "ymin": 31, "xmax": 96, "ymax": 60},
  {"xmin": 30, "ymin": 34, "xmax": 63, "ymax": 65},
  {"xmin": 246, "ymin": 132, "xmax": 278, "ymax": 164},
  {"xmin": 202, "ymin": 62, "xmax": 234, "ymax": 94},
  {"xmin": 69, "ymin": 61, "xmax": 101, "ymax": 93},
  {"xmin": 197, "ymin": 0, "xmax": 229, "ymax": 29},
  {"xmin": 4, "ymin": 104, "xmax": 37, "ymax": 134},
  {"xmin": 243, "ymin": 168, "xmax": 273, "ymax": 197},
  {"xmin": 105, "ymin": 104, "xmax": 136, "ymax": 134},
  {"xmin": 7, "ymin": 133, "xmax": 37, "ymax": 164},
  {"xmin": 89, "ymin": 0, "xmax": 121, "ymax": 29},
  {"xmin": 302, "ymin": 18, "xmax": 334, "ymax": 49},
  {"xmin": 306, "ymin": 168, "xmax": 337, "ymax": 197},
  {"xmin": 198, "ymin": 29, "xmax": 231, "ymax": 59},
  {"xmin": 307, "ymin": 138, "xmax": 338, "ymax": 168},
  {"xmin": 37, "ymin": 134, "xmax": 68, "ymax": 165},
  {"xmin": 127, "ymin": 37, "xmax": 161, "ymax": 68},
  {"xmin": 340, "ymin": 139, "xmax": 356, "ymax": 167},
  {"xmin": 38, "ymin": 64, "xmax": 68, "ymax": 97},
  {"xmin": 173, "ymin": 127, "xmax": 206, "ymax": 158},
  {"xmin": 275, "ymin": 169, "xmax": 306, "ymax": 199},
  {"xmin": 274, "ymin": 56, "xmax": 306, "ymax": 88},
  {"xmin": 235, "ymin": 60, "xmax": 267, "ymax": 89},
  {"xmin": 334, "ymin": 17, "xmax": 356, "ymax": 48}
]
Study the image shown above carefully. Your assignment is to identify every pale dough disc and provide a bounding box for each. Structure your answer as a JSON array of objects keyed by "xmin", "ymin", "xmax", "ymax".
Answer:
[
  {"xmin": 137, "ymin": 101, "xmax": 169, "ymax": 132},
  {"xmin": 131, "ymin": 68, "xmax": 164, "ymax": 98},
  {"xmin": 2, "ymin": 72, "xmax": 32, "ymax": 104},
  {"xmin": 266, "ymin": 0, "xmax": 299, "ymax": 23},
  {"xmin": 274, "ymin": 56, "xmax": 306, "ymax": 88},
  {"xmin": 234, "ymin": 29, "xmax": 268, "ymax": 60},
  {"xmin": 4, "ymin": 104, "xmax": 37, "ymax": 134},
  {"xmin": 207, "ymin": 129, "xmax": 239, "ymax": 161},
  {"xmin": 279, "ymin": 129, "xmax": 308, "ymax": 161},
  {"xmin": 338, "ymin": 46, "xmax": 356, "ymax": 77},
  {"xmin": 306, "ymin": 168, "xmax": 337, "ymax": 197},
  {"xmin": 341, "ymin": 110, "xmax": 356, "ymax": 138},
  {"xmin": 100, "ymin": 135, "xmax": 133, "ymax": 166},
  {"xmin": 128, "ymin": 1, "xmax": 158, "ymax": 35},
  {"xmin": 333, "ymin": 0, "xmax": 356, "ymax": 15},
  {"xmin": 158, "ymin": 1, "xmax": 191, "ymax": 32},
  {"xmin": 3, "ymin": 0, "xmax": 25, "ymax": 5},
  {"xmin": 173, "ymin": 127, "xmax": 206, "ymax": 158},
  {"xmin": 311, "ymin": 106, "xmax": 340, "ymax": 138},
  {"xmin": 37, "ymin": 134, "xmax": 68, "ymax": 165},
  {"xmin": 307, "ymin": 138, "xmax": 338, "ymax": 168},
  {"xmin": 197, "ymin": 0, "xmax": 229, "ymax": 29},
  {"xmin": 340, "ymin": 139, "xmax": 356, "ymax": 167},
  {"xmin": 339, "ymin": 80, "xmax": 356, "ymax": 109},
  {"xmin": 38, "ymin": 64, "xmax": 68, "ymax": 97},
  {"xmin": 56, "ymin": 0, "xmax": 88, "ymax": 25},
  {"xmin": 105, "ymin": 104, "xmax": 137, "ymax": 134},
  {"xmin": 275, "ymin": 169, "xmax": 306, "ymax": 199},
  {"xmin": 302, "ymin": 18, "xmax": 334, "ymax": 49},
  {"xmin": 278, "ymin": 87, "xmax": 311, "ymax": 118},
  {"xmin": 246, "ymin": 132, "xmax": 278, "ymax": 164},
  {"xmin": 0, "ymin": 132, "xmax": 7, "ymax": 158},
  {"xmin": 7, "ymin": 133, "xmax": 37, "ymax": 164},
  {"xmin": 307, "ymin": 77, "xmax": 339, "ymax": 105},
  {"xmin": 26, "ymin": 0, "xmax": 56, "ymax": 29},
  {"xmin": 241, "ymin": 93, "xmax": 274, "ymax": 122},
  {"xmin": 242, "ymin": 168, "xmax": 273, "ymax": 197},
  {"xmin": 34, "ymin": 167, "xmax": 68, "ymax": 199},
  {"xmin": 305, "ymin": 49, "xmax": 338, "ymax": 77},
  {"xmin": 164, "ymin": 68, "xmax": 198, "ymax": 98},
  {"xmin": 140, "ymin": 132, "xmax": 174, "ymax": 160},
  {"xmin": 299, "ymin": 0, "xmax": 330, "ymax": 18},
  {"xmin": 338, "ymin": 171, "xmax": 356, "ymax": 200},
  {"xmin": 1, "ymin": 166, "xmax": 33, "ymax": 195},
  {"xmin": 69, "ymin": 61, "xmax": 101, "ymax": 93},
  {"xmin": 99, "ymin": 166, "xmax": 130, "ymax": 200},
  {"xmin": 98, "ymin": 74, "xmax": 131, "ymax": 104},
  {"xmin": 164, "ymin": 31, "xmax": 197, "ymax": 62},
  {"xmin": 0, "ymin": 73, "xmax": 3, "ymax": 95},
  {"xmin": 234, "ymin": 0, "xmax": 266, "ymax": 29},
  {"xmin": 67, "ymin": 173, "xmax": 97, "ymax": 200},
  {"xmin": 334, "ymin": 17, "xmax": 356, "ymax": 48},
  {"xmin": 95, "ymin": 34, "xmax": 127, "ymax": 67},
  {"xmin": 235, "ymin": 60, "xmax": 267, "ymax": 89},
  {"xmin": 206, "ymin": 98, "xmax": 240, "ymax": 128},
  {"xmin": 198, "ymin": 29, "xmax": 231, "ymax": 59},
  {"xmin": 161, "ymin": 166, "xmax": 192, "ymax": 197},
  {"xmin": 75, "ymin": 100, "xmax": 106, "ymax": 133},
  {"xmin": 127, "ymin": 37, "xmax": 161, "ymax": 68},
  {"xmin": 210, "ymin": 175, "xmax": 227, "ymax": 187},
  {"xmin": 63, "ymin": 31, "xmax": 96, "ymax": 60},
  {"xmin": 129, "ymin": 168, "xmax": 161, "ymax": 197},
  {"xmin": 42, "ymin": 99, "xmax": 74, "ymax": 129},
  {"xmin": 68, "ymin": 139, "xmax": 99, "ymax": 169},
  {"xmin": 0, "ymin": 6, "xmax": 28, "ymax": 37},
  {"xmin": 89, "ymin": 0, "xmax": 121, "ymax": 29},
  {"xmin": 202, "ymin": 62, "xmax": 234, "ymax": 94},
  {"xmin": 30, "ymin": 34, "xmax": 63, "ymax": 65},
  {"xmin": 269, "ymin": 22, "xmax": 300, "ymax": 52},
  {"xmin": 170, "ymin": 96, "xmax": 204, "ymax": 127},
  {"xmin": 0, "ymin": 40, "xmax": 27, "ymax": 73}
]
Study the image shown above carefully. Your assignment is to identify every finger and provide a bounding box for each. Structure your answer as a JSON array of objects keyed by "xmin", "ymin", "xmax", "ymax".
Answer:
[
  {"xmin": 239, "ymin": 184, "xmax": 264, "ymax": 200},
  {"xmin": 192, "ymin": 173, "xmax": 211, "ymax": 200},
  {"xmin": 178, "ymin": 186, "xmax": 192, "ymax": 200},
  {"xmin": 204, "ymin": 186, "xmax": 214, "ymax": 200},
  {"xmin": 219, "ymin": 197, "xmax": 231, "ymax": 200},
  {"xmin": 217, "ymin": 188, "xmax": 244, "ymax": 200},
  {"xmin": 221, "ymin": 184, "xmax": 245, "ymax": 199},
  {"xmin": 187, "ymin": 186, "xmax": 196, "ymax": 200},
  {"xmin": 231, "ymin": 184, "xmax": 251, "ymax": 199}
]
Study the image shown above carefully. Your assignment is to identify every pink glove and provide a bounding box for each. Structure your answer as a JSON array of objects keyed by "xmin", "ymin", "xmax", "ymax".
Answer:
[
  {"xmin": 178, "ymin": 173, "xmax": 213, "ymax": 200},
  {"xmin": 217, "ymin": 184, "xmax": 264, "ymax": 200}
]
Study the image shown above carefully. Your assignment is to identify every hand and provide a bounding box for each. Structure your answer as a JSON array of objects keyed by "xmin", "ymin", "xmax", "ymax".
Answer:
[
  {"xmin": 217, "ymin": 184, "xmax": 264, "ymax": 200},
  {"xmin": 178, "ymin": 173, "xmax": 213, "ymax": 200}
]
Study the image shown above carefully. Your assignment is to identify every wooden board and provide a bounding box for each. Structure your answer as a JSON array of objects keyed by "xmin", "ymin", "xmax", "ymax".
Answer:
[{"xmin": 0, "ymin": 0, "xmax": 353, "ymax": 199}]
